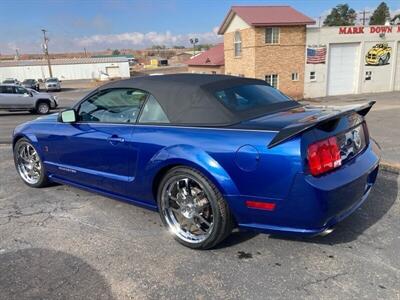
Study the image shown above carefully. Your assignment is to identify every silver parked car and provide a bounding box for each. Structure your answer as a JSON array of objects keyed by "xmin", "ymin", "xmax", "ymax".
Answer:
[
  {"xmin": 3, "ymin": 78, "xmax": 20, "ymax": 85},
  {"xmin": 0, "ymin": 84, "xmax": 58, "ymax": 114},
  {"xmin": 45, "ymin": 78, "xmax": 61, "ymax": 91},
  {"xmin": 22, "ymin": 79, "xmax": 40, "ymax": 91}
]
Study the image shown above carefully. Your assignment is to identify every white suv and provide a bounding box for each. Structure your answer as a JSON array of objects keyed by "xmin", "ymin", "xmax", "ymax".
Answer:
[{"xmin": 45, "ymin": 78, "xmax": 61, "ymax": 92}]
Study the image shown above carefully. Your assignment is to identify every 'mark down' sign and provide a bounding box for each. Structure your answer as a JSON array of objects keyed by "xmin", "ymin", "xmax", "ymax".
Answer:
[{"xmin": 339, "ymin": 26, "xmax": 400, "ymax": 35}]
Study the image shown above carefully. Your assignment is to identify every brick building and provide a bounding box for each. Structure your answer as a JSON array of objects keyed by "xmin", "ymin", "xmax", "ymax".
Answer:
[{"xmin": 218, "ymin": 6, "xmax": 315, "ymax": 99}]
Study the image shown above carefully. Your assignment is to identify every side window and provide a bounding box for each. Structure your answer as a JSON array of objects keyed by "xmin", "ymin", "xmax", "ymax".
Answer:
[
  {"xmin": 139, "ymin": 95, "xmax": 169, "ymax": 124},
  {"xmin": 265, "ymin": 27, "xmax": 280, "ymax": 44},
  {"xmin": 15, "ymin": 86, "xmax": 28, "ymax": 94},
  {"xmin": 77, "ymin": 88, "xmax": 148, "ymax": 123},
  {"xmin": 234, "ymin": 31, "xmax": 242, "ymax": 57},
  {"xmin": 1, "ymin": 86, "xmax": 15, "ymax": 94}
]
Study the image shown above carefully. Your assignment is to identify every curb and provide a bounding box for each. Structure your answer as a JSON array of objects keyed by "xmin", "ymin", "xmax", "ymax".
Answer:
[{"xmin": 379, "ymin": 161, "xmax": 400, "ymax": 174}]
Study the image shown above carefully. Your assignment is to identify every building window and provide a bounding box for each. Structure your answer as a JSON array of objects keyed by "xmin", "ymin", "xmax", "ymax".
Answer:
[
  {"xmin": 365, "ymin": 71, "xmax": 372, "ymax": 80},
  {"xmin": 265, "ymin": 74, "xmax": 278, "ymax": 89},
  {"xmin": 234, "ymin": 31, "xmax": 242, "ymax": 57},
  {"xmin": 211, "ymin": 71, "xmax": 217, "ymax": 74},
  {"xmin": 309, "ymin": 71, "xmax": 316, "ymax": 81},
  {"xmin": 291, "ymin": 72, "xmax": 299, "ymax": 81},
  {"xmin": 265, "ymin": 27, "xmax": 280, "ymax": 44}
]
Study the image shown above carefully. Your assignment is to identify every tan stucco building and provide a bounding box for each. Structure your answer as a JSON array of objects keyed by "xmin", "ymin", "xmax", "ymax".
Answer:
[{"xmin": 218, "ymin": 6, "xmax": 315, "ymax": 99}]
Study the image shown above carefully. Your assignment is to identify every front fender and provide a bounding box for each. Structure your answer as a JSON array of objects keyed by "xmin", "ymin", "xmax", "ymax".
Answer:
[{"xmin": 144, "ymin": 144, "xmax": 239, "ymax": 197}]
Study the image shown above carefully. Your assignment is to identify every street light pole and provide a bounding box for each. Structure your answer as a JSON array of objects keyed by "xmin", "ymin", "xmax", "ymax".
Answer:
[
  {"xmin": 189, "ymin": 38, "xmax": 199, "ymax": 56},
  {"xmin": 41, "ymin": 29, "xmax": 53, "ymax": 78}
]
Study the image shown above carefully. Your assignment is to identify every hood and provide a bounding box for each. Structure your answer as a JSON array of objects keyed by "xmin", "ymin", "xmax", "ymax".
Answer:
[
  {"xmin": 35, "ymin": 92, "xmax": 53, "ymax": 98},
  {"xmin": 30, "ymin": 113, "xmax": 58, "ymax": 123}
]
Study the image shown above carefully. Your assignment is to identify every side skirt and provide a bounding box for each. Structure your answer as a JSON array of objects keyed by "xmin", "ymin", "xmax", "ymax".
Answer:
[{"xmin": 49, "ymin": 175, "xmax": 158, "ymax": 212}]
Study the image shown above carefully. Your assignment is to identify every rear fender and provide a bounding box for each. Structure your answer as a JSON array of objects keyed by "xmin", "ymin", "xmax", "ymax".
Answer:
[{"xmin": 145, "ymin": 144, "xmax": 239, "ymax": 197}]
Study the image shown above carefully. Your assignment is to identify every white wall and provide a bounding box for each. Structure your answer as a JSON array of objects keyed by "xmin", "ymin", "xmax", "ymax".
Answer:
[
  {"xmin": 0, "ymin": 61, "xmax": 130, "ymax": 82},
  {"xmin": 225, "ymin": 15, "xmax": 250, "ymax": 33},
  {"xmin": 304, "ymin": 26, "xmax": 400, "ymax": 98}
]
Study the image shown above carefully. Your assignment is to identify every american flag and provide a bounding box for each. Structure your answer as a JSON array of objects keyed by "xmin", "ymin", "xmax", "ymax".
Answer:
[{"xmin": 307, "ymin": 47, "xmax": 327, "ymax": 64}]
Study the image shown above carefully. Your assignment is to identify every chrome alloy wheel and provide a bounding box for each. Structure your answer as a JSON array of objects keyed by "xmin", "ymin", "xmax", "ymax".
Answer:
[
  {"xmin": 16, "ymin": 142, "xmax": 42, "ymax": 185},
  {"xmin": 161, "ymin": 176, "xmax": 214, "ymax": 244}
]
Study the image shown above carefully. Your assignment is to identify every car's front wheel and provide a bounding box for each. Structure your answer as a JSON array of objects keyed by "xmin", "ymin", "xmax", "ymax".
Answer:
[
  {"xmin": 36, "ymin": 102, "xmax": 50, "ymax": 115},
  {"xmin": 14, "ymin": 138, "xmax": 49, "ymax": 188},
  {"xmin": 158, "ymin": 167, "xmax": 234, "ymax": 249}
]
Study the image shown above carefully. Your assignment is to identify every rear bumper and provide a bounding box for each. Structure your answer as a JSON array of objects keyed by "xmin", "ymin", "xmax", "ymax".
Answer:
[
  {"xmin": 233, "ymin": 140, "xmax": 381, "ymax": 236},
  {"xmin": 46, "ymin": 86, "xmax": 60, "ymax": 91}
]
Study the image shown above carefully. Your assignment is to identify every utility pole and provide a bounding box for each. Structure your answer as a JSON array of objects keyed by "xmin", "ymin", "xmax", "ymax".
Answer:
[
  {"xmin": 189, "ymin": 38, "xmax": 199, "ymax": 56},
  {"xmin": 41, "ymin": 29, "xmax": 53, "ymax": 78},
  {"xmin": 360, "ymin": 9, "xmax": 370, "ymax": 26}
]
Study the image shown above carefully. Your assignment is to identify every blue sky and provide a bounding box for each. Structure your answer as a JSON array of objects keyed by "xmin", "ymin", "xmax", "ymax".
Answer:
[{"xmin": 1, "ymin": 0, "xmax": 399, "ymax": 54}]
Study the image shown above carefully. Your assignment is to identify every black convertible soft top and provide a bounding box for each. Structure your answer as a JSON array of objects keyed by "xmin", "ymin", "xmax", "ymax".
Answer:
[{"xmin": 99, "ymin": 73, "xmax": 298, "ymax": 126}]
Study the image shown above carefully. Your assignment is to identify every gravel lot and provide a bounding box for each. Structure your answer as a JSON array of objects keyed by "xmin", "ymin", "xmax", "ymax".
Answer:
[{"xmin": 0, "ymin": 145, "xmax": 399, "ymax": 299}]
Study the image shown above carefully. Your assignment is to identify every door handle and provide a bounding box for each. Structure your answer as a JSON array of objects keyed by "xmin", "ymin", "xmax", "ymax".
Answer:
[{"xmin": 108, "ymin": 136, "xmax": 125, "ymax": 145}]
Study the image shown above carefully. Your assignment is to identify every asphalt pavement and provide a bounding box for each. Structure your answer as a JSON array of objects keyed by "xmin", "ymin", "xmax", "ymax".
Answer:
[{"xmin": 0, "ymin": 145, "xmax": 399, "ymax": 299}]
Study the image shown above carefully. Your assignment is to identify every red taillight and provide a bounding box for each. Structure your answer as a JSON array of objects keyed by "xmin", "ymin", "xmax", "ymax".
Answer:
[
  {"xmin": 245, "ymin": 200, "xmax": 276, "ymax": 211},
  {"xmin": 307, "ymin": 136, "xmax": 342, "ymax": 176}
]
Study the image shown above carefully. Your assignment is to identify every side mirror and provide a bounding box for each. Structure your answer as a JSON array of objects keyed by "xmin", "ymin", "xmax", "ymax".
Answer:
[
  {"xmin": 23, "ymin": 92, "xmax": 30, "ymax": 97},
  {"xmin": 58, "ymin": 109, "xmax": 77, "ymax": 123}
]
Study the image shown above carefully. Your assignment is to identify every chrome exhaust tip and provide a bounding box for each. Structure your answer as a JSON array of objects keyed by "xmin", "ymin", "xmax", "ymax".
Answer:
[{"xmin": 320, "ymin": 227, "xmax": 335, "ymax": 236}]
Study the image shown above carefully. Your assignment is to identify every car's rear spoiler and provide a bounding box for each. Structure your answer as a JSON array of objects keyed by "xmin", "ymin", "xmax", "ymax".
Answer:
[{"xmin": 267, "ymin": 101, "xmax": 375, "ymax": 148}]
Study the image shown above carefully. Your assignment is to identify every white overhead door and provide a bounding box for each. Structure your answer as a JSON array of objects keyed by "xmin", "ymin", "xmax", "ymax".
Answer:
[
  {"xmin": 327, "ymin": 43, "xmax": 360, "ymax": 96},
  {"xmin": 395, "ymin": 42, "xmax": 400, "ymax": 91}
]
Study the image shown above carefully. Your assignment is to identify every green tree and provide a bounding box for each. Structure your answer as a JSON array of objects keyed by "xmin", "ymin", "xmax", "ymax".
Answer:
[
  {"xmin": 112, "ymin": 49, "xmax": 121, "ymax": 55},
  {"xmin": 369, "ymin": 2, "xmax": 390, "ymax": 25},
  {"xmin": 151, "ymin": 45, "xmax": 166, "ymax": 50},
  {"xmin": 323, "ymin": 4, "xmax": 357, "ymax": 26}
]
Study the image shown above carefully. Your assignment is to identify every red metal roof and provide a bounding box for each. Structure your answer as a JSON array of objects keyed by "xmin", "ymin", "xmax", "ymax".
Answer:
[
  {"xmin": 185, "ymin": 43, "xmax": 224, "ymax": 66},
  {"xmin": 218, "ymin": 6, "xmax": 315, "ymax": 34}
]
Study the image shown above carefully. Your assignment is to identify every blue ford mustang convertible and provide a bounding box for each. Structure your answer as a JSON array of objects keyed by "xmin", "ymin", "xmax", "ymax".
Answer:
[{"xmin": 13, "ymin": 74, "xmax": 380, "ymax": 249}]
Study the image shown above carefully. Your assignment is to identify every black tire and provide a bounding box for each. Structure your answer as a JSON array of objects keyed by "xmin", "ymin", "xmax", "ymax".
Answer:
[
  {"xmin": 157, "ymin": 166, "xmax": 234, "ymax": 249},
  {"xmin": 385, "ymin": 53, "xmax": 390, "ymax": 64},
  {"xmin": 13, "ymin": 138, "xmax": 50, "ymax": 188},
  {"xmin": 36, "ymin": 101, "xmax": 50, "ymax": 115}
]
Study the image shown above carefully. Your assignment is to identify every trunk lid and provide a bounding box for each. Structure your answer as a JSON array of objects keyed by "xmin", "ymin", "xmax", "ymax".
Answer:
[{"xmin": 233, "ymin": 101, "xmax": 374, "ymax": 148}]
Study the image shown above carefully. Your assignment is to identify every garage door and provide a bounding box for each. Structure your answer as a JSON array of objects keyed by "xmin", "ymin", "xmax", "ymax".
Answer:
[
  {"xmin": 395, "ymin": 42, "xmax": 400, "ymax": 91},
  {"xmin": 327, "ymin": 43, "xmax": 360, "ymax": 96},
  {"xmin": 106, "ymin": 66, "xmax": 121, "ymax": 78}
]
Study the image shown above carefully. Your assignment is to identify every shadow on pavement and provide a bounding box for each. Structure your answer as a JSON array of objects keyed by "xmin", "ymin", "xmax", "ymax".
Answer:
[
  {"xmin": 214, "ymin": 230, "xmax": 259, "ymax": 249},
  {"xmin": 0, "ymin": 248, "xmax": 114, "ymax": 299},
  {"xmin": 271, "ymin": 171, "xmax": 398, "ymax": 245}
]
